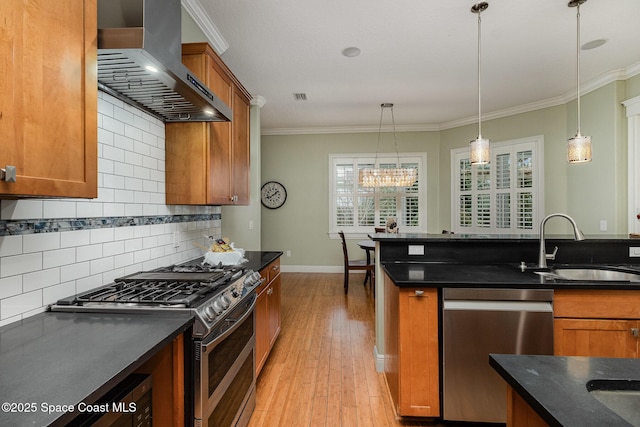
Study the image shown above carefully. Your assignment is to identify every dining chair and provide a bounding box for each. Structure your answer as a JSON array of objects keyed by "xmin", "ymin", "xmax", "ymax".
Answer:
[{"xmin": 338, "ymin": 231, "xmax": 375, "ymax": 294}]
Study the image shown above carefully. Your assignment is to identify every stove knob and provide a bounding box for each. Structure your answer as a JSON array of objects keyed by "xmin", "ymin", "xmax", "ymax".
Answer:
[
  {"xmin": 220, "ymin": 295, "xmax": 231, "ymax": 308},
  {"xmin": 204, "ymin": 306, "xmax": 216, "ymax": 321},
  {"xmin": 212, "ymin": 299, "xmax": 225, "ymax": 314}
]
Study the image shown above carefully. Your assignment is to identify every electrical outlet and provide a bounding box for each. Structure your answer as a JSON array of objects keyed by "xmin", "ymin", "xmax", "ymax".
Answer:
[
  {"xmin": 249, "ymin": 220, "xmax": 254, "ymax": 230},
  {"xmin": 408, "ymin": 245, "xmax": 425, "ymax": 256},
  {"xmin": 599, "ymin": 220, "xmax": 608, "ymax": 231},
  {"xmin": 286, "ymin": 250, "xmax": 292, "ymax": 257},
  {"xmin": 630, "ymin": 247, "xmax": 640, "ymax": 257},
  {"xmin": 173, "ymin": 231, "xmax": 180, "ymax": 248}
]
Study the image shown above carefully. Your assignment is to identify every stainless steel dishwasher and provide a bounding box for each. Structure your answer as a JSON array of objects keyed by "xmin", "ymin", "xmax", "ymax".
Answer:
[{"xmin": 442, "ymin": 288, "xmax": 554, "ymax": 423}]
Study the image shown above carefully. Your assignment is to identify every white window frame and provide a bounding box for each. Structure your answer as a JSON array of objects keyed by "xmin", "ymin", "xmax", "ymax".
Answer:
[
  {"xmin": 624, "ymin": 95, "xmax": 640, "ymax": 234},
  {"xmin": 329, "ymin": 152, "xmax": 428, "ymax": 238},
  {"xmin": 450, "ymin": 135, "xmax": 544, "ymax": 235}
]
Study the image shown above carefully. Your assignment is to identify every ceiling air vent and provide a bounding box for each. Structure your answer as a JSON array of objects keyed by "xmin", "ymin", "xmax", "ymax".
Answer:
[{"xmin": 293, "ymin": 93, "xmax": 308, "ymax": 101}]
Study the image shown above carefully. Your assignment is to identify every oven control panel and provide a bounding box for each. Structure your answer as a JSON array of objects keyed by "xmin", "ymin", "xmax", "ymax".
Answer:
[{"xmin": 194, "ymin": 270, "xmax": 263, "ymax": 335}]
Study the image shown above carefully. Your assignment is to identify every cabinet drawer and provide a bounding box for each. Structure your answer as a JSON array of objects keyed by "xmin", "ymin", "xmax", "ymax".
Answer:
[
  {"xmin": 554, "ymin": 289, "xmax": 640, "ymax": 319},
  {"xmin": 267, "ymin": 259, "xmax": 281, "ymax": 282}
]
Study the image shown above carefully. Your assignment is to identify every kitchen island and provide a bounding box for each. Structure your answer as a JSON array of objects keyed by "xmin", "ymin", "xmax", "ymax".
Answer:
[
  {"xmin": 372, "ymin": 233, "xmax": 640, "ymax": 423},
  {"xmin": 0, "ymin": 311, "xmax": 193, "ymax": 426},
  {"xmin": 490, "ymin": 353, "xmax": 640, "ymax": 426}
]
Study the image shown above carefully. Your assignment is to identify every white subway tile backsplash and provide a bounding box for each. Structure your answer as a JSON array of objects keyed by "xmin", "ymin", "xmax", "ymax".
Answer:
[
  {"xmin": 1, "ymin": 290, "xmax": 42, "ymax": 320},
  {"xmin": 23, "ymin": 232, "xmax": 61, "ymax": 254},
  {"xmin": 43, "ymin": 201, "xmax": 77, "ymax": 219},
  {"xmin": 1, "ymin": 253, "xmax": 43, "ymax": 277},
  {"xmin": 102, "ymin": 115, "xmax": 125, "ymax": 135},
  {"xmin": 102, "ymin": 144, "xmax": 126, "ymax": 163},
  {"xmin": 124, "ymin": 238, "xmax": 144, "ymax": 253},
  {"xmin": 114, "ymin": 227, "xmax": 135, "ymax": 241},
  {"xmin": 103, "ymin": 241, "xmax": 125, "ymax": 257},
  {"xmin": 76, "ymin": 244, "xmax": 103, "ymax": 262},
  {"xmin": 113, "ymin": 105, "xmax": 135, "ymax": 125},
  {"xmin": 1, "ymin": 199, "xmax": 43, "ymax": 220},
  {"xmin": 133, "ymin": 249, "xmax": 151, "ymax": 264},
  {"xmin": 23, "ymin": 268, "xmax": 60, "ymax": 292},
  {"xmin": 124, "ymin": 204, "xmax": 144, "ymax": 217},
  {"xmin": 90, "ymin": 228, "xmax": 114, "ymax": 244},
  {"xmin": 98, "ymin": 157, "xmax": 115, "ymax": 175},
  {"xmin": 125, "ymin": 124, "xmax": 144, "ymax": 142},
  {"xmin": 114, "ymin": 134, "xmax": 134, "ymax": 152},
  {"xmin": 61, "ymin": 230, "xmax": 91, "ymax": 248},
  {"xmin": 43, "ymin": 281, "xmax": 76, "ymax": 306},
  {"xmin": 76, "ymin": 201, "xmax": 104, "ymax": 218},
  {"xmin": 0, "ymin": 275, "xmax": 22, "ymax": 299},
  {"xmin": 113, "ymin": 253, "xmax": 134, "ymax": 269},
  {"xmin": 133, "ymin": 165, "xmax": 151, "ymax": 180},
  {"xmin": 76, "ymin": 274, "xmax": 104, "ymax": 294},
  {"xmin": 103, "ymin": 203, "xmax": 125, "ymax": 217},
  {"xmin": 103, "ymin": 174, "xmax": 126, "ymax": 189},
  {"xmin": 0, "ymin": 235, "xmax": 23, "ymax": 257},
  {"xmin": 90, "ymin": 256, "xmax": 114, "ymax": 275},
  {"xmin": 114, "ymin": 162, "xmax": 135, "ymax": 178},
  {"xmin": 60, "ymin": 261, "xmax": 90, "ymax": 283},
  {"xmin": 43, "ymin": 248, "xmax": 76, "ymax": 269}
]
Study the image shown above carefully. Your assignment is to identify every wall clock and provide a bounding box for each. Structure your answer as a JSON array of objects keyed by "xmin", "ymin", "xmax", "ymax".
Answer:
[{"xmin": 261, "ymin": 181, "xmax": 287, "ymax": 209}]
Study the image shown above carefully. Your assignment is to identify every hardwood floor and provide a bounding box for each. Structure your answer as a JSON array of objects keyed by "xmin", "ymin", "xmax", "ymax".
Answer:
[{"xmin": 248, "ymin": 272, "xmax": 440, "ymax": 427}]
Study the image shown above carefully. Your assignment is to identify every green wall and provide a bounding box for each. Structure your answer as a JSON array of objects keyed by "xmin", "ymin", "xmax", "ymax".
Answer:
[{"xmin": 261, "ymin": 78, "xmax": 635, "ymax": 269}]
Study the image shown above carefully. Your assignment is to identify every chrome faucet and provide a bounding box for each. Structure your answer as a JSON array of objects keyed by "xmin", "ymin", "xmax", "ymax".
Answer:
[{"xmin": 538, "ymin": 213, "xmax": 585, "ymax": 268}]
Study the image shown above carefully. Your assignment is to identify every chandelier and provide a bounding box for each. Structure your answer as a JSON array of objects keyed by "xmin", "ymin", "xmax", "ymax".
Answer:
[
  {"xmin": 469, "ymin": 2, "xmax": 490, "ymax": 165},
  {"xmin": 567, "ymin": 0, "xmax": 592, "ymax": 163},
  {"xmin": 358, "ymin": 103, "xmax": 418, "ymax": 188}
]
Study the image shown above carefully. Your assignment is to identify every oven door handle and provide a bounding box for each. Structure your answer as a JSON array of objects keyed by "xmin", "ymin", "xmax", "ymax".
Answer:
[{"xmin": 202, "ymin": 294, "xmax": 257, "ymax": 352}]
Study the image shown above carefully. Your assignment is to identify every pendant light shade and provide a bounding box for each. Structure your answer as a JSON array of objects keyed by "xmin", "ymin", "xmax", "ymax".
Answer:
[
  {"xmin": 567, "ymin": 0, "xmax": 592, "ymax": 163},
  {"xmin": 358, "ymin": 103, "xmax": 418, "ymax": 188},
  {"xmin": 470, "ymin": 2, "xmax": 490, "ymax": 165}
]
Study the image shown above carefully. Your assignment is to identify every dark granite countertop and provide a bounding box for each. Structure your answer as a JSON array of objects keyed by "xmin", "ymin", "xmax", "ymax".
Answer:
[
  {"xmin": 370, "ymin": 233, "xmax": 636, "ymax": 242},
  {"xmin": 0, "ymin": 311, "xmax": 193, "ymax": 426},
  {"xmin": 382, "ymin": 262, "xmax": 640, "ymax": 290},
  {"xmin": 243, "ymin": 250, "xmax": 282, "ymax": 272},
  {"xmin": 490, "ymin": 354, "xmax": 640, "ymax": 426}
]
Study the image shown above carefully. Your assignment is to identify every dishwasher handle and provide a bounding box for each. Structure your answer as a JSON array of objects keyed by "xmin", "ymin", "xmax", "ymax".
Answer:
[{"xmin": 443, "ymin": 300, "xmax": 553, "ymax": 312}]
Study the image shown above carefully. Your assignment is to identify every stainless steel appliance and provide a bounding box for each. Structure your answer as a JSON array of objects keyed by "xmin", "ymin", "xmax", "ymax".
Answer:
[
  {"xmin": 442, "ymin": 288, "xmax": 554, "ymax": 423},
  {"xmin": 51, "ymin": 258, "xmax": 263, "ymax": 427},
  {"xmin": 97, "ymin": 0, "xmax": 232, "ymax": 122}
]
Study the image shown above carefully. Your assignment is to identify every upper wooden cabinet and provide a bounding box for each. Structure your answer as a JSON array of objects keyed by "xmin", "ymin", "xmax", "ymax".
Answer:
[
  {"xmin": 0, "ymin": 0, "xmax": 97, "ymax": 198},
  {"xmin": 166, "ymin": 43, "xmax": 250, "ymax": 205}
]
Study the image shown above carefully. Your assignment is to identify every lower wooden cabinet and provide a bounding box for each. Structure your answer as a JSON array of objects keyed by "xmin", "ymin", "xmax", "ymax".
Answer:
[
  {"xmin": 256, "ymin": 258, "xmax": 282, "ymax": 376},
  {"xmin": 384, "ymin": 273, "xmax": 440, "ymax": 417},
  {"xmin": 554, "ymin": 289, "xmax": 640, "ymax": 358},
  {"xmin": 506, "ymin": 386, "xmax": 549, "ymax": 427}
]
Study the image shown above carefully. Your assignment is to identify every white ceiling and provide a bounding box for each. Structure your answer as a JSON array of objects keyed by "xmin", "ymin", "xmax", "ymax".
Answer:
[{"xmin": 191, "ymin": 0, "xmax": 640, "ymax": 134}]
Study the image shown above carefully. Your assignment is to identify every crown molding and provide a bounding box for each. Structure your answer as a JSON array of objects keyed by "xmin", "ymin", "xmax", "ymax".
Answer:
[
  {"xmin": 182, "ymin": 0, "xmax": 229, "ymax": 55},
  {"xmin": 261, "ymin": 61, "xmax": 640, "ymax": 136}
]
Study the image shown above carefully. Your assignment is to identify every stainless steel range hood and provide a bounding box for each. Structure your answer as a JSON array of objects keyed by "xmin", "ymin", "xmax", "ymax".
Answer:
[{"xmin": 97, "ymin": 0, "xmax": 231, "ymax": 122}]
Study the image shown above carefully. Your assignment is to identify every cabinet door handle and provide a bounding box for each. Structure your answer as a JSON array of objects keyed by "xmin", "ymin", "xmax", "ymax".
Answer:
[
  {"xmin": 267, "ymin": 287, "xmax": 273, "ymax": 296},
  {"xmin": 632, "ymin": 328, "xmax": 639, "ymax": 338},
  {"xmin": 272, "ymin": 265, "xmax": 279, "ymax": 272},
  {"xmin": 0, "ymin": 165, "xmax": 16, "ymax": 182},
  {"xmin": 414, "ymin": 290, "xmax": 424, "ymax": 297}
]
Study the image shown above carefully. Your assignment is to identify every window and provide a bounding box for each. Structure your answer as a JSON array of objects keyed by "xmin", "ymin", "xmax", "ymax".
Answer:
[
  {"xmin": 329, "ymin": 153, "xmax": 427, "ymax": 236},
  {"xmin": 451, "ymin": 136, "xmax": 544, "ymax": 234}
]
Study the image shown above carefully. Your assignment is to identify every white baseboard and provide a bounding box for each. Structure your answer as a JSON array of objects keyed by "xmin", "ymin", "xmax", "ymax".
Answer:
[{"xmin": 374, "ymin": 345, "xmax": 385, "ymax": 372}]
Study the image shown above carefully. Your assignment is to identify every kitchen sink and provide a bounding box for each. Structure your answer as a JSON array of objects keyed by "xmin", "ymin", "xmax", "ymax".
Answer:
[
  {"xmin": 587, "ymin": 380, "xmax": 640, "ymax": 426},
  {"xmin": 551, "ymin": 267, "xmax": 640, "ymax": 282}
]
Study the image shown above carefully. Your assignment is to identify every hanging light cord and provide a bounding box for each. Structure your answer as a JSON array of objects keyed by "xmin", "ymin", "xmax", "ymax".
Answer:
[
  {"xmin": 477, "ymin": 6, "xmax": 483, "ymax": 139},
  {"xmin": 575, "ymin": 3, "xmax": 582, "ymax": 135}
]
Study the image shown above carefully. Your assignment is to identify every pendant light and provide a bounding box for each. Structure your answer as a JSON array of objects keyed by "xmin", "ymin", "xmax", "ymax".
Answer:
[
  {"xmin": 567, "ymin": 0, "xmax": 592, "ymax": 163},
  {"xmin": 359, "ymin": 103, "xmax": 418, "ymax": 187},
  {"xmin": 470, "ymin": 2, "xmax": 490, "ymax": 165}
]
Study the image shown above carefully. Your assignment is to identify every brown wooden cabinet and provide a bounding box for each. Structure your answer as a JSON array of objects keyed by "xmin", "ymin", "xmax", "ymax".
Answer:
[
  {"xmin": 383, "ymin": 273, "xmax": 440, "ymax": 417},
  {"xmin": 256, "ymin": 257, "xmax": 282, "ymax": 376},
  {"xmin": 0, "ymin": 0, "xmax": 97, "ymax": 198},
  {"xmin": 165, "ymin": 43, "xmax": 250, "ymax": 205},
  {"xmin": 554, "ymin": 289, "xmax": 640, "ymax": 358}
]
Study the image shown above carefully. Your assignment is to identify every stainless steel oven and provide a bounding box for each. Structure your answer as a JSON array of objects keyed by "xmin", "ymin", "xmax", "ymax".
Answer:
[
  {"xmin": 194, "ymin": 294, "xmax": 256, "ymax": 427},
  {"xmin": 50, "ymin": 258, "xmax": 263, "ymax": 427}
]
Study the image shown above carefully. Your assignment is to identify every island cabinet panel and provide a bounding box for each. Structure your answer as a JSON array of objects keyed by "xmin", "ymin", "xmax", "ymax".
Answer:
[
  {"xmin": 0, "ymin": 0, "xmax": 97, "ymax": 198},
  {"xmin": 256, "ymin": 257, "xmax": 282, "ymax": 376},
  {"xmin": 134, "ymin": 333, "xmax": 185, "ymax": 427},
  {"xmin": 384, "ymin": 273, "xmax": 440, "ymax": 417},
  {"xmin": 165, "ymin": 42, "xmax": 250, "ymax": 205},
  {"xmin": 506, "ymin": 387, "xmax": 549, "ymax": 427},
  {"xmin": 554, "ymin": 290, "xmax": 640, "ymax": 358}
]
